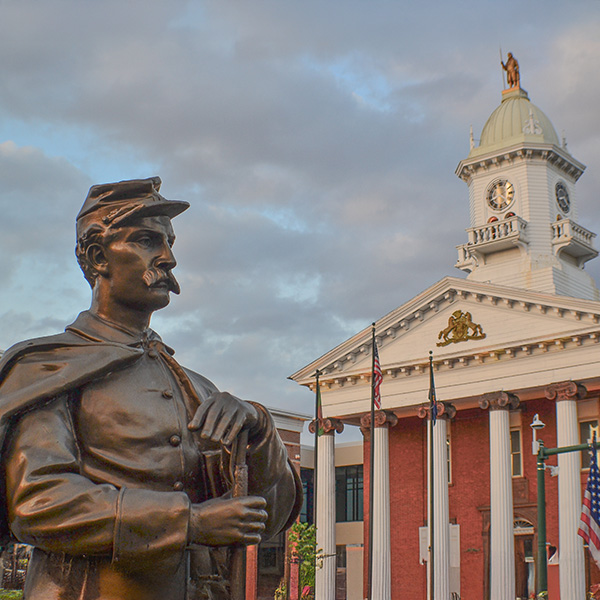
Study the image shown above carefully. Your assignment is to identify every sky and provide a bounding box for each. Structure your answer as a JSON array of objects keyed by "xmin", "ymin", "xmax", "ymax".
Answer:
[{"xmin": 1, "ymin": 1, "xmax": 600, "ymax": 443}]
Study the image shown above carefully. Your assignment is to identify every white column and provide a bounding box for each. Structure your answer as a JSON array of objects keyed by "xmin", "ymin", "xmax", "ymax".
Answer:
[
  {"xmin": 432, "ymin": 416, "xmax": 451, "ymax": 600},
  {"xmin": 371, "ymin": 419, "xmax": 394, "ymax": 599},
  {"xmin": 547, "ymin": 382, "xmax": 586, "ymax": 600},
  {"xmin": 315, "ymin": 430, "xmax": 336, "ymax": 600},
  {"xmin": 480, "ymin": 392, "xmax": 519, "ymax": 600},
  {"xmin": 418, "ymin": 402, "xmax": 455, "ymax": 600}
]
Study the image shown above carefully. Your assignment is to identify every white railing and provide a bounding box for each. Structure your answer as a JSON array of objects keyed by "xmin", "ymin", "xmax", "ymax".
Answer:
[
  {"xmin": 552, "ymin": 219, "xmax": 596, "ymax": 247},
  {"xmin": 466, "ymin": 215, "xmax": 528, "ymax": 246},
  {"xmin": 456, "ymin": 245, "xmax": 471, "ymax": 266}
]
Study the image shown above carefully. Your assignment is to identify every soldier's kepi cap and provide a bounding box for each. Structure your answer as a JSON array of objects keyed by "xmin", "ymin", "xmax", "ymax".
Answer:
[{"xmin": 76, "ymin": 176, "xmax": 189, "ymax": 237}]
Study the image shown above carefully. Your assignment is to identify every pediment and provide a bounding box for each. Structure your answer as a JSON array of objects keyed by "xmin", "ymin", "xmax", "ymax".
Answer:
[{"xmin": 290, "ymin": 276, "xmax": 600, "ymax": 387}]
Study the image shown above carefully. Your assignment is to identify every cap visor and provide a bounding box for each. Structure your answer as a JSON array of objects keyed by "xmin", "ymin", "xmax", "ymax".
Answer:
[{"xmin": 114, "ymin": 199, "xmax": 190, "ymax": 226}]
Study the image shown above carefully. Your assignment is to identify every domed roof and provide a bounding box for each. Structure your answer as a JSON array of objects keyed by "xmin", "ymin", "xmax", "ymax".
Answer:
[{"xmin": 469, "ymin": 88, "xmax": 560, "ymax": 158}]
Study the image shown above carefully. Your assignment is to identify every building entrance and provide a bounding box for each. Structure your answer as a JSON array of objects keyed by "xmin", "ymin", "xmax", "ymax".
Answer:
[{"xmin": 514, "ymin": 520, "xmax": 535, "ymax": 599}]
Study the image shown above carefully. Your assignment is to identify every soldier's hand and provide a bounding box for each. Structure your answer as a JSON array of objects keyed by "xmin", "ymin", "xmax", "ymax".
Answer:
[
  {"xmin": 188, "ymin": 391, "xmax": 259, "ymax": 446},
  {"xmin": 189, "ymin": 496, "xmax": 268, "ymax": 546}
]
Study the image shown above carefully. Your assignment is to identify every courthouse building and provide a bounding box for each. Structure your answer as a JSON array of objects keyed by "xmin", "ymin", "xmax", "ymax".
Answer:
[{"xmin": 291, "ymin": 75, "xmax": 600, "ymax": 599}]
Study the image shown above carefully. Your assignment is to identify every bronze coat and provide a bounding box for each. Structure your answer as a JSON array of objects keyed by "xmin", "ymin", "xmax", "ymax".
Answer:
[{"xmin": 0, "ymin": 311, "xmax": 301, "ymax": 600}]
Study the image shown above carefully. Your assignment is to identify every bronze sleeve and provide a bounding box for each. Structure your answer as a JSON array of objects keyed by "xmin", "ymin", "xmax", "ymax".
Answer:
[
  {"xmin": 244, "ymin": 402, "xmax": 301, "ymax": 538},
  {"xmin": 4, "ymin": 395, "xmax": 189, "ymax": 574}
]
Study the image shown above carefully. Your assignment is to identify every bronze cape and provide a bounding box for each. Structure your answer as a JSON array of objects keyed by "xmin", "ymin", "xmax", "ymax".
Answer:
[{"xmin": 0, "ymin": 311, "xmax": 301, "ymax": 600}]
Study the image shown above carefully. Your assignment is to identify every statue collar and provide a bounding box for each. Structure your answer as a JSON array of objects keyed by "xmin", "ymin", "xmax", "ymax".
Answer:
[{"xmin": 66, "ymin": 311, "xmax": 170, "ymax": 352}]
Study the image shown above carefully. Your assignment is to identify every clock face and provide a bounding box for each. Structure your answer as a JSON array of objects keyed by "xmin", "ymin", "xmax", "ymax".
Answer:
[
  {"xmin": 486, "ymin": 179, "xmax": 515, "ymax": 211},
  {"xmin": 556, "ymin": 181, "xmax": 570, "ymax": 214}
]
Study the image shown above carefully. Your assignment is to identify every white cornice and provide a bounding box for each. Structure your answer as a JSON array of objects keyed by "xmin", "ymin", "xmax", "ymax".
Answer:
[
  {"xmin": 455, "ymin": 142, "xmax": 586, "ymax": 183},
  {"xmin": 267, "ymin": 406, "xmax": 311, "ymax": 433}
]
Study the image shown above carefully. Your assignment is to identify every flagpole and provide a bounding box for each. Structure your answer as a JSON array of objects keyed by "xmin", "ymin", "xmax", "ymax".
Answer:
[
  {"xmin": 428, "ymin": 351, "xmax": 435, "ymax": 600},
  {"xmin": 368, "ymin": 323, "xmax": 376, "ymax": 600},
  {"xmin": 313, "ymin": 370, "xmax": 321, "ymax": 527}
]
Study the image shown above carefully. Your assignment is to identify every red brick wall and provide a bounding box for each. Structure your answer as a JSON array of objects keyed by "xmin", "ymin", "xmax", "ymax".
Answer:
[{"xmin": 389, "ymin": 415, "xmax": 428, "ymax": 597}]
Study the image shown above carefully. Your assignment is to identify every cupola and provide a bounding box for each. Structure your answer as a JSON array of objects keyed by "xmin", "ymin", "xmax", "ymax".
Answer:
[
  {"xmin": 470, "ymin": 88, "xmax": 560, "ymax": 158},
  {"xmin": 454, "ymin": 56, "xmax": 598, "ymax": 301}
]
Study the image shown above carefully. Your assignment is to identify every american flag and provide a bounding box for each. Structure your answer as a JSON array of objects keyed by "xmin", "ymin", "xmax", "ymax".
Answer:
[
  {"xmin": 373, "ymin": 342, "xmax": 383, "ymax": 409},
  {"xmin": 578, "ymin": 435, "xmax": 600, "ymax": 568}
]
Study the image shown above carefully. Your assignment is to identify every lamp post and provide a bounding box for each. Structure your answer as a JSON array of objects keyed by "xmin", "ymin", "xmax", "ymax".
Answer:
[{"xmin": 530, "ymin": 415, "xmax": 548, "ymax": 596}]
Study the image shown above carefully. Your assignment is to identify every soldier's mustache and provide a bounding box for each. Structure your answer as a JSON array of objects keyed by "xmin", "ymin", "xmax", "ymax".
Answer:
[{"xmin": 142, "ymin": 268, "xmax": 181, "ymax": 295}]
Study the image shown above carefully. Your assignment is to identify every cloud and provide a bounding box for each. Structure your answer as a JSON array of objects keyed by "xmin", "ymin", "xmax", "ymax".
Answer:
[{"xmin": 0, "ymin": 0, "xmax": 599, "ymax": 429}]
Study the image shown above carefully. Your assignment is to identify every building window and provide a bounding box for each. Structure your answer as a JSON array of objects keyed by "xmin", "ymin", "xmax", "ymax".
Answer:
[
  {"xmin": 336, "ymin": 545, "xmax": 347, "ymax": 568},
  {"xmin": 510, "ymin": 429, "xmax": 523, "ymax": 477},
  {"xmin": 259, "ymin": 547, "xmax": 278, "ymax": 569},
  {"xmin": 335, "ymin": 465, "xmax": 363, "ymax": 522},
  {"xmin": 580, "ymin": 420, "xmax": 599, "ymax": 470},
  {"xmin": 258, "ymin": 532, "xmax": 285, "ymax": 577},
  {"xmin": 300, "ymin": 468, "xmax": 314, "ymax": 524}
]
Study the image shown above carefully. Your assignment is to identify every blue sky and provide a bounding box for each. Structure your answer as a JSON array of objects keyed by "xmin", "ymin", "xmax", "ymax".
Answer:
[{"xmin": 1, "ymin": 0, "xmax": 600, "ymax": 442}]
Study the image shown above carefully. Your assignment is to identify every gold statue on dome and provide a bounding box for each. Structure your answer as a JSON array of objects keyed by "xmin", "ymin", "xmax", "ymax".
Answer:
[{"xmin": 501, "ymin": 52, "xmax": 520, "ymax": 88}]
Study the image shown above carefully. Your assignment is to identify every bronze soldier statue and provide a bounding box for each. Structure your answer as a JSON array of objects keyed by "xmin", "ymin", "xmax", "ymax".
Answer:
[
  {"xmin": 0, "ymin": 177, "xmax": 302, "ymax": 600},
  {"xmin": 501, "ymin": 52, "xmax": 520, "ymax": 88}
]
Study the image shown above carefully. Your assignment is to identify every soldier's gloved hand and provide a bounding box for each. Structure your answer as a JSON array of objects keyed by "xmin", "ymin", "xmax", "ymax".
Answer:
[
  {"xmin": 188, "ymin": 391, "xmax": 262, "ymax": 446},
  {"xmin": 188, "ymin": 496, "xmax": 268, "ymax": 546}
]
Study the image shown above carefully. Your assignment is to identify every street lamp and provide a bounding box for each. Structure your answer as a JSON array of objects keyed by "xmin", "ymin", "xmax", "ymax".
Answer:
[{"xmin": 530, "ymin": 413, "xmax": 545, "ymax": 455}]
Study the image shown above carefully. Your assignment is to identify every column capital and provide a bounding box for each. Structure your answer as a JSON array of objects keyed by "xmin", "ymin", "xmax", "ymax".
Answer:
[
  {"xmin": 545, "ymin": 381, "xmax": 587, "ymax": 402},
  {"xmin": 417, "ymin": 401, "xmax": 456, "ymax": 421},
  {"xmin": 359, "ymin": 410, "xmax": 398, "ymax": 439},
  {"xmin": 360, "ymin": 410, "xmax": 399, "ymax": 429},
  {"xmin": 479, "ymin": 391, "xmax": 520, "ymax": 411},
  {"xmin": 308, "ymin": 417, "xmax": 344, "ymax": 435}
]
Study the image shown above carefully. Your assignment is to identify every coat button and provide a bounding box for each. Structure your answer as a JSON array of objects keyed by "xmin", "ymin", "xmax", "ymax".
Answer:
[
  {"xmin": 173, "ymin": 481, "xmax": 184, "ymax": 491},
  {"xmin": 148, "ymin": 349, "xmax": 159, "ymax": 359},
  {"xmin": 162, "ymin": 389, "xmax": 174, "ymax": 399},
  {"xmin": 169, "ymin": 435, "xmax": 182, "ymax": 447}
]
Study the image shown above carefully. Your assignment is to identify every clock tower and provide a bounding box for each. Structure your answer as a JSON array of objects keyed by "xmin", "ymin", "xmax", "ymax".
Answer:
[{"xmin": 455, "ymin": 71, "xmax": 599, "ymax": 300}]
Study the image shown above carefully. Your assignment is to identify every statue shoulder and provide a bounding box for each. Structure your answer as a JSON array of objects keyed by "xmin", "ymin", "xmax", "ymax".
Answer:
[
  {"xmin": 0, "ymin": 331, "xmax": 84, "ymax": 374},
  {"xmin": 0, "ymin": 331, "xmax": 143, "ymax": 422}
]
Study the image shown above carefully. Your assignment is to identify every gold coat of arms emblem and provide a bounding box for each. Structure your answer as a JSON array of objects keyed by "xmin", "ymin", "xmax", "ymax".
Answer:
[{"xmin": 437, "ymin": 310, "xmax": 486, "ymax": 347}]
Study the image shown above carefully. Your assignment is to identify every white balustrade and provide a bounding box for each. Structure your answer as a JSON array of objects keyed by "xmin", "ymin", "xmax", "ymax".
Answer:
[
  {"xmin": 552, "ymin": 219, "xmax": 596, "ymax": 247},
  {"xmin": 467, "ymin": 215, "xmax": 528, "ymax": 246}
]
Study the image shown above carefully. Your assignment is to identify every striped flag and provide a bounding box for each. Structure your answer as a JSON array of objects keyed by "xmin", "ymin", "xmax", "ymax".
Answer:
[
  {"xmin": 373, "ymin": 341, "xmax": 383, "ymax": 409},
  {"xmin": 428, "ymin": 353, "xmax": 438, "ymax": 425},
  {"xmin": 578, "ymin": 435, "xmax": 600, "ymax": 568},
  {"xmin": 315, "ymin": 376, "xmax": 324, "ymax": 436}
]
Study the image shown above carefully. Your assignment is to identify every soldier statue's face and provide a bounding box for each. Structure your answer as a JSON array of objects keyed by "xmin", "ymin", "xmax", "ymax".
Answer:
[{"xmin": 102, "ymin": 215, "xmax": 180, "ymax": 313}]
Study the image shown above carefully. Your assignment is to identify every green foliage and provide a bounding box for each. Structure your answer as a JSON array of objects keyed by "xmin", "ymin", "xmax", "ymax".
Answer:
[
  {"xmin": 288, "ymin": 522, "xmax": 322, "ymax": 595},
  {"xmin": 273, "ymin": 580, "xmax": 286, "ymax": 599},
  {"xmin": 0, "ymin": 590, "xmax": 24, "ymax": 600}
]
